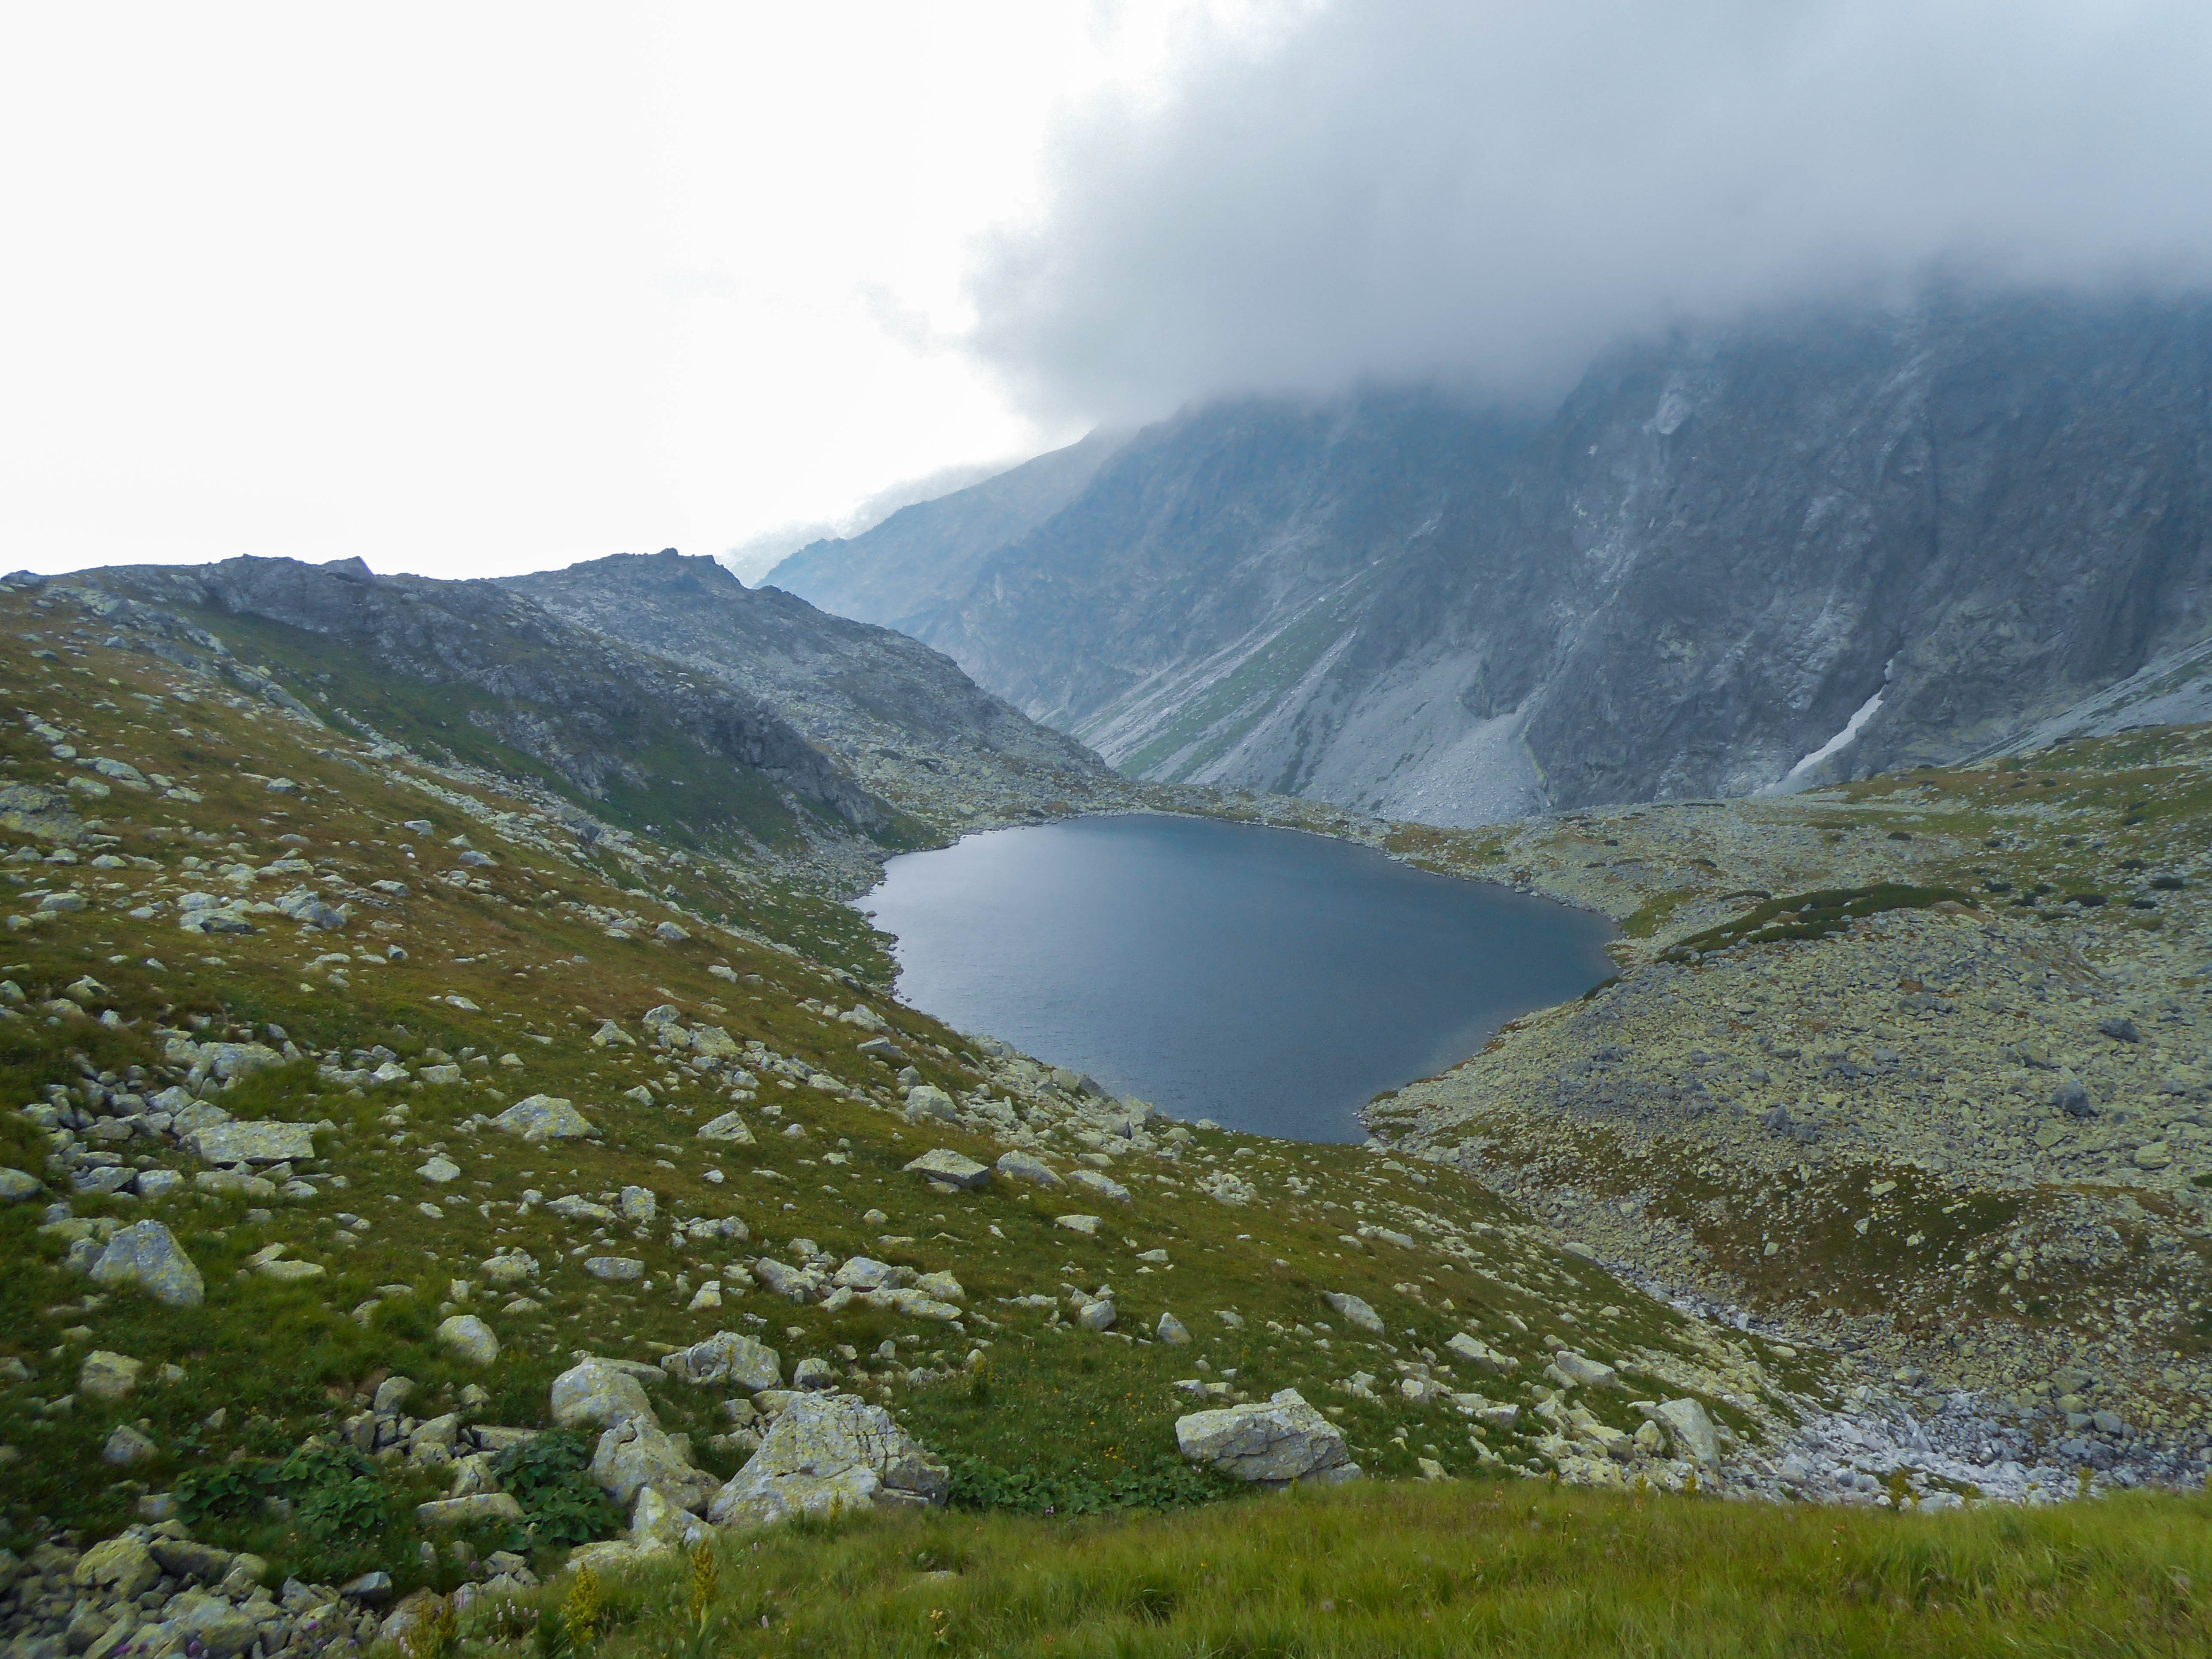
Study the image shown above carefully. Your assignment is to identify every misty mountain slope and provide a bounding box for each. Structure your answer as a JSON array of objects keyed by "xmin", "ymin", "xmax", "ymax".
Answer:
[
  {"xmin": 791, "ymin": 293, "xmax": 2212, "ymax": 823},
  {"xmin": 768, "ymin": 428, "xmax": 1128, "ymax": 635},
  {"xmin": 501, "ymin": 550, "xmax": 1118, "ymax": 826}
]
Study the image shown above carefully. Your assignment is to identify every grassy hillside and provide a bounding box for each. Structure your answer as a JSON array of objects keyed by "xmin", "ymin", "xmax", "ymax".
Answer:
[{"xmin": 2, "ymin": 574, "xmax": 2207, "ymax": 1659}]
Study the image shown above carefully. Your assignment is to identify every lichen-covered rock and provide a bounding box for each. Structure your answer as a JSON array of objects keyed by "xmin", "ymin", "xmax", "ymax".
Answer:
[
  {"xmin": 436, "ymin": 1315, "xmax": 500, "ymax": 1366},
  {"xmin": 187, "ymin": 1120, "xmax": 315, "ymax": 1165},
  {"xmin": 630, "ymin": 1486, "xmax": 708, "ymax": 1553},
  {"xmin": 994, "ymin": 1150, "xmax": 1061, "ymax": 1186},
  {"xmin": 1175, "ymin": 1389, "xmax": 1361, "ymax": 1488},
  {"xmin": 707, "ymin": 1392, "xmax": 948, "ymax": 1527},
  {"xmin": 661, "ymin": 1331, "xmax": 781, "ymax": 1393},
  {"xmin": 903, "ymin": 1148, "xmax": 989, "ymax": 1190},
  {"xmin": 87, "ymin": 1219, "xmax": 204, "ymax": 1307},
  {"xmin": 492, "ymin": 1094, "xmax": 597, "ymax": 1141},
  {"xmin": 73, "ymin": 1535, "xmax": 159, "ymax": 1598},
  {"xmin": 1650, "ymin": 1397, "xmax": 1720, "ymax": 1466},
  {"xmin": 592, "ymin": 1416, "xmax": 719, "ymax": 1512},
  {"xmin": 1324, "ymin": 1292, "xmax": 1384, "ymax": 1334},
  {"xmin": 78, "ymin": 1349, "xmax": 143, "ymax": 1401},
  {"xmin": 550, "ymin": 1358, "xmax": 656, "ymax": 1431}
]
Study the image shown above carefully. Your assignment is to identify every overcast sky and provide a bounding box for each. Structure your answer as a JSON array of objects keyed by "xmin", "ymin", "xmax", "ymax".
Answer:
[{"xmin": 6, "ymin": 3, "xmax": 2212, "ymax": 582}]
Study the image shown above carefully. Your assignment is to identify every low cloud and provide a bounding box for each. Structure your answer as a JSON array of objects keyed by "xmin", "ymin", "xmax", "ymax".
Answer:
[{"xmin": 969, "ymin": 0, "xmax": 2212, "ymax": 417}]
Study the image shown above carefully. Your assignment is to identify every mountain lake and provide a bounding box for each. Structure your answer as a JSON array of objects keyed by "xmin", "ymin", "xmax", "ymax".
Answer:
[{"xmin": 853, "ymin": 813, "xmax": 1617, "ymax": 1142}]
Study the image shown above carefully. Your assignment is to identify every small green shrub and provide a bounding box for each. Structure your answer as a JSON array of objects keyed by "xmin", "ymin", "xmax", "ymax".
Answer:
[{"xmin": 490, "ymin": 1430, "xmax": 620, "ymax": 1547}]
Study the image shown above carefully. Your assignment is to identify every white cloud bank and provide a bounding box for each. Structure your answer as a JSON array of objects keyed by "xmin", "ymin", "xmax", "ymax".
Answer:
[{"xmin": 969, "ymin": 0, "xmax": 2212, "ymax": 416}]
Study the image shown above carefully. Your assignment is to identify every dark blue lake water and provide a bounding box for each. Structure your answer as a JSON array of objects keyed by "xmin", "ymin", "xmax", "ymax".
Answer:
[{"xmin": 853, "ymin": 814, "xmax": 1616, "ymax": 1142}]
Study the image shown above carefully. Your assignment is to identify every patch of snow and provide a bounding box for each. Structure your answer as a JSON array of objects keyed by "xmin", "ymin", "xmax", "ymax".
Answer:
[{"xmin": 1784, "ymin": 684, "xmax": 1884, "ymax": 781}]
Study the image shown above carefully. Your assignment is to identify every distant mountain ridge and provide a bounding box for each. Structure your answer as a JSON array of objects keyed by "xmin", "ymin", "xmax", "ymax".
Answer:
[{"xmin": 772, "ymin": 292, "xmax": 2212, "ymax": 824}]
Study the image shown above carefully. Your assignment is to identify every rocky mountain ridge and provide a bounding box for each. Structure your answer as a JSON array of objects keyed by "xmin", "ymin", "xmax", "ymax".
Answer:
[
  {"xmin": 775, "ymin": 292, "xmax": 2212, "ymax": 826},
  {"xmin": 499, "ymin": 551, "xmax": 1120, "ymax": 836}
]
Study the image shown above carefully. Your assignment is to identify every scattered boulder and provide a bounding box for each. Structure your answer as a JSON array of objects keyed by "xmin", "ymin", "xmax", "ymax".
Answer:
[
  {"xmin": 706, "ymin": 1392, "xmax": 948, "ymax": 1527},
  {"xmin": 1157, "ymin": 1312, "xmax": 1191, "ymax": 1345},
  {"xmin": 1445, "ymin": 1332, "xmax": 1515, "ymax": 1373},
  {"xmin": 492, "ymin": 1095, "xmax": 598, "ymax": 1141},
  {"xmin": 1175, "ymin": 1389, "xmax": 1361, "ymax": 1488},
  {"xmin": 592, "ymin": 1416, "xmax": 720, "ymax": 1513},
  {"xmin": 0, "ymin": 1167, "xmax": 43, "ymax": 1203},
  {"xmin": 2054, "ymin": 1074, "xmax": 2096, "ymax": 1119},
  {"xmin": 1054, "ymin": 1214, "xmax": 1101, "ymax": 1236},
  {"xmin": 630, "ymin": 1486, "xmax": 707, "ymax": 1554},
  {"xmin": 1324, "ymin": 1292, "xmax": 1385, "ymax": 1334},
  {"xmin": 73, "ymin": 1535, "xmax": 160, "ymax": 1598},
  {"xmin": 903, "ymin": 1149, "xmax": 989, "ymax": 1191},
  {"xmin": 994, "ymin": 1150, "xmax": 1061, "ymax": 1186},
  {"xmin": 696, "ymin": 1111, "xmax": 756, "ymax": 1143},
  {"xmin": 1648, "ymin": 1397, "xmax": 1720, "ymax": 1465},
  {"xmin": 87, "ymin": 1219, "xmax": 204, "ymax": 1307},
  {"xmin": 1548, "ymin": 1350, "xmax": 1620, "ymax": 1390},
  {"xmin": 550, "ymin": 1358, "xmax": 656, "ymax": 1431},
  {"xmin": 585, "ymin": 1256, "xmax": 645, "ymax": 1282},
  {"xmin": 436, "ymin": 1315, "xmax": 500, "ymax": 1366},
  {"xmin": 415, "ymin": 1493, "xmax": 524, "ymax": 1528},
  {"xmin": 187, "ymin": 1120, "xmax": 316, "ymax": 1165},
  {"xmin": 1068, "ymin": 1168, "xmax": 1132, "ymax": 1205},
  {"xmin": 904, "ymin": 1085, "xmax": 957, "ymax": 1123},
  {"xmin": 78, "ymin": 1349, "xmax": 143, "ymax": 1401},
  {"xmin": 661, "ymin": 1331, "xmax": 781, "ymax": 1392}
]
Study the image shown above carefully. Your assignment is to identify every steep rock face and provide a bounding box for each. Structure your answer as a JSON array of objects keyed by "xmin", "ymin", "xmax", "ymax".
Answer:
[
  {"xmin": 770, "ymin": 431, "xmax": 1127, "ymax": 636},
  {"xmin": 82, "ymin": 557, "xmax": 897, "ymax": 842},
  {"xmin": 501, "ymin": 553, "xmax": 1109, "ymax": 811},
  {"xmin": 783, "ymin": 295, "xmax": 2212, "ymax": 823}
]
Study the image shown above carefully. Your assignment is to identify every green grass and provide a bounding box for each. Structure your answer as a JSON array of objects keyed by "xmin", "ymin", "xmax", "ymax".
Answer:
[
  {"xmin": 1658, "ymin": 883, "xmax": 1979, "ymax": 960},
  {"xmin": 504, "ymin": 1482, "xmax": 2212, "ymax": 1658}
]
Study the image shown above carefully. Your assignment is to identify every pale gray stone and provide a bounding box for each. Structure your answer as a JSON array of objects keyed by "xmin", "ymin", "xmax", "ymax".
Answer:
[
  {"xmin": 696, "ymin": 1110, "xmax": 756, "ymax": 1143},
  {"xmin": 87, "ymin": 1219, "xmax": 204, "ymax": 1307},
  {"xmin": 1324, "ymin": 1292, "xmax": 1384, "ymax": 1334},
  {"xmin": 78, "ymin": 1349, "xmax": 142, "ymax": 1401},
  {"xmin": 903, "ymin": 1148, "xmax": 989, "ymax": 1190},
  {"xmin": 415, "ymin": 1493, "xmax": 524, "ymax": 1527},
  {"xmin": 661, "ymin": 1331, "xmax": 781, "ymax": 1392},
  {"xmin": 491, "ymin": 1094, "xmax": 597, "ymax": 1141},
  {"xmin": 436, "ymin": 1315, "xmax": 500, "ymax": 1366},
  {"xmin": 706, "ymin": 1392, "xmax": 948, "ymax": 1527},
  {"xmin": 1549, "ymin": 1349, "xmax": 1620, "ymax": 1390},
  {"xmin": 550, "ymin": 1358, "xmax": 656, "ymax": 1431},
  {"xmin": 1067, "ymin": 1168, "xmax": 1132, "ymax": 1205},
  {"xmin": 1175, "ymin": 1389, "xmax": 1361, "ymax": 1487},
  {"xmin": 188, "ymin": 1120, "xmax": 315, "ymax": 1165},
  {"xmin": 1651, "ymin": 1397, "xmax": 1720, "ymax": 1465},
  {"xmin": 585, "ymin": 1256, "xmax": 644, "ymax": 1282},
  {"xmin": 994, "ymin": 1150, "xmax": 1061, "ymax": 1187},
  {"xmin": 0, "ymin": 1167, "xmax": 41, "ymax": 1203},
  {"xmin": 592, "ymin": 1416, "xmax": 718, "ymax": 1512},
  {"xmin": 1157, "ymin": 1311, "xmax": 1191, "ymax": 1345},
  {"xmin": 903, "ymin": 1085, "xmax": 957, "ymax": 1123}
]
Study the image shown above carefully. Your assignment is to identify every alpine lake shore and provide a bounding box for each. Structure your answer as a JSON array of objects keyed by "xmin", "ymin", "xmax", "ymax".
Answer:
[{"xmin": 1, "ymin": 572, "xmax": 2209, "ymax": 1659}]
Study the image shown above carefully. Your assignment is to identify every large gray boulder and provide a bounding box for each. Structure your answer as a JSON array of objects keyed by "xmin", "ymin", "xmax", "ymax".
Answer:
[
  {"xmin": 660, "ymin": 1331, "xmax": 781, "ymax": 1392},
  {"xmin": 1175, "ymin": 1389, "xmax": 1361, "ymax": 1488},
  {"xmin": 550, "ymin": 1358, "xmax": 656, "ymax": 1431},
  {"xmin": 994, "ymin": 1150, "xmax": 1061, "ymax": 1187},
  {"xmin": 706, "ymin": 1392, "xmax": 948, "ymax": 1528},
  {"xmin": 188, "ymin": 1120, "xmax": 315, "ymax": 1164},
  {"xmin": 1649, "ymin": 1397, "xmax": 1721, "ymax": 1466},
  {"xmin": 87, "ymin": 1220, "xmax": 204, "ymax": 1307},
  {"xmin": 903, "ymin": 1148, "xmax": 989, "ymax": 1191},
  {"xmin": 592, "ymin": 1416, "xmax": 719, "ymax": 1513},
  {"xmin": 1324, "ymin": 1292, "xmax": 1384, "ymax": 1334},
  {"xmin": 435, "ymin": 1315, "xmax": 500, "ymax": 1366},
  {"xmin": 492, "ymin": 1094, "xmax": 598, "ymax": 1141}
]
